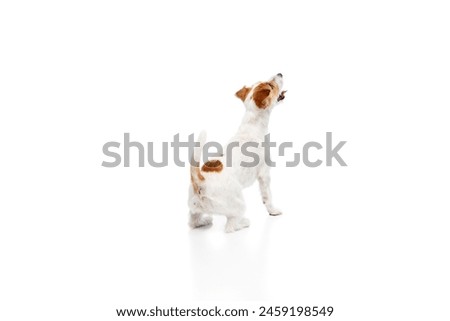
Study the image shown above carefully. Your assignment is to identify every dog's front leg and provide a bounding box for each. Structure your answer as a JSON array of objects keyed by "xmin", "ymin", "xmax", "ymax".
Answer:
[{"xmin": 258, "ymin": 172, "xmax": 283, "ymax": 216}]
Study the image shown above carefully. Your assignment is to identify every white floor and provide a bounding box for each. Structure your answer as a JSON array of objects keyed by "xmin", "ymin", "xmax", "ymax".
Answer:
[{"xmin": 2, "ymin": 163, "xmax": 449, "ymax": 320}]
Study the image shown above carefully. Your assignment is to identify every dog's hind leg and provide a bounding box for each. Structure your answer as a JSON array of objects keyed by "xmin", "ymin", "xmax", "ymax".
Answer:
[
  {"xmin": 223, "ymin": 193, "xmax": 249, "ymax": 233},
  {"xmin": 188, "ymin": 189, "xmax": 212, "ymax": 229}
]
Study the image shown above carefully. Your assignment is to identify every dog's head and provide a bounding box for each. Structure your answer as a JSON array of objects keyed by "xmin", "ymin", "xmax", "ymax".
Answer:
[{"xmin": 235, "ymin": 73, "xmax": 286, "ymax": 110}]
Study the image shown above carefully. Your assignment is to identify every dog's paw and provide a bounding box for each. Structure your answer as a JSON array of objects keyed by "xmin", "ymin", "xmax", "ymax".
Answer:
[
  {"xmin": 239, "ymin": 217, "xmax": 250, "ymax": 228},
  {"xmin": 189, "ymin": 215, "xmax": 213, "ymax": 229},
  {"xmin": 225, "ymin": 217, "xmax": 250, "ymax": 233},
  {"xmin": 268, "ymin": 208, "xmax": 283, "ymax": 216},
  {"xmin": 199, "ymin": 215, "xmax": 213, "ymax": 226}
]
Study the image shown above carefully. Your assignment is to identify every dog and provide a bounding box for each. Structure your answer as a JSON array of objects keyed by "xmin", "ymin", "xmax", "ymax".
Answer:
[{"xmin": 188, "ymin": 73, "xmax": 287, "ymax": 233}]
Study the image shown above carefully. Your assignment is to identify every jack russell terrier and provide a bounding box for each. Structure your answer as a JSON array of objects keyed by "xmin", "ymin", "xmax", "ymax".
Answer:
[{"xmin": 188, "ymin": 73, "xmax": 287, "ymax": 232}]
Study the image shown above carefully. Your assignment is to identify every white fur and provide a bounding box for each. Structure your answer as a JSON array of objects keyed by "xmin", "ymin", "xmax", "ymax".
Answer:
[{"xmin": 188, "ymin": 74, "xmax": 284, "ymax": 232}]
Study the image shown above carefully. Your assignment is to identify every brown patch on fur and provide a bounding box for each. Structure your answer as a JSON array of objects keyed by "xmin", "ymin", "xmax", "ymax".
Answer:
[
  {"xmin": 201, "ymin": 159, "xmax": 223, "ymax": 173},
  {"xmin": 252, "ymin": 81, "xmax": 279, "ymax": 109},
  {"xmin": 235, "ymin": 86, "xmax": 251, "ymax": 102}
]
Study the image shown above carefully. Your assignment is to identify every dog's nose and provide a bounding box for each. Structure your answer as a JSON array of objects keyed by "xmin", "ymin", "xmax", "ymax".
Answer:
[{"xmin": 277, "ymin": 73, "xmax": 283, "ymax": 78}]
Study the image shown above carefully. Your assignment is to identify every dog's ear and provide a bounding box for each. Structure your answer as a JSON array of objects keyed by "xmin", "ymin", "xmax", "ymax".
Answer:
[
  {"xmin": 235, "ymin": 86, "xmax": 251, "ymax": 102},
  {"xmin": 253, "ymin": 86, "xmax": 271, "ymax": 109}
]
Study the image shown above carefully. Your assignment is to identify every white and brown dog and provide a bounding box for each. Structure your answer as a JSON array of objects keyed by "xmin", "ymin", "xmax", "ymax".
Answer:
[{"xmin": 188, "ymin": 73, "xmax": 286, "ymax": 233}]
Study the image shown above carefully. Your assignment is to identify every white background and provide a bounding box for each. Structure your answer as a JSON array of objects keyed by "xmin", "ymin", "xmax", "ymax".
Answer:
[{"xmin": 1, "ymin": 1, "xmax": 449, "ymax": 320}]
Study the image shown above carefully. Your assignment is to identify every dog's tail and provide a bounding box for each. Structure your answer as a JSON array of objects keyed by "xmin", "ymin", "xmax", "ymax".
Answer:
[{"xmin": 190, "ymin": 131, "xmax": 206, "ymax": 193}]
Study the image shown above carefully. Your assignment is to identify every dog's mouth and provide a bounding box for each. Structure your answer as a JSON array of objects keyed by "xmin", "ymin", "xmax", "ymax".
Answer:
[{"xmin": 277, "ymin": 90, "xmax": 287, "ymax": 102}]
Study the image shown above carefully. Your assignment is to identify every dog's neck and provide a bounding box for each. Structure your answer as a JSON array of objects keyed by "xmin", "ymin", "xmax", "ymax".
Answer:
[{"xmin": 237, "ymin": 108, "xmax": 271, "ymax": 137}]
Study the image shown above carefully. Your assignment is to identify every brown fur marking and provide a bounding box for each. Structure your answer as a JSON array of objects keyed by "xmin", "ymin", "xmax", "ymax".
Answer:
[
  {"xmin": 201, "ymin": 159, "xmax": 223, "ymax": 173},
  {"xmin": 235, "ymin": 86, "xmax": 251, "ymax": 102},
  {"xmin": 253, "ymin": 81, "xmax": 279, "ymax": 109}
]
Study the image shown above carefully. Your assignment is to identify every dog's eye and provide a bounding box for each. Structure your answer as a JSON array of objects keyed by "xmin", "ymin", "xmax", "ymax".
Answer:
[{"xmin": 268, "ymin": 83, "xmax": 274, "ymax": 89}]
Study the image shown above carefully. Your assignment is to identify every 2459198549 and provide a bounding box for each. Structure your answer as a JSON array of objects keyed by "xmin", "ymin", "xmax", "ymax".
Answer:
[{"xmin": 259, "ymin": 306, "xmax": 334, "ymax": 317}]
